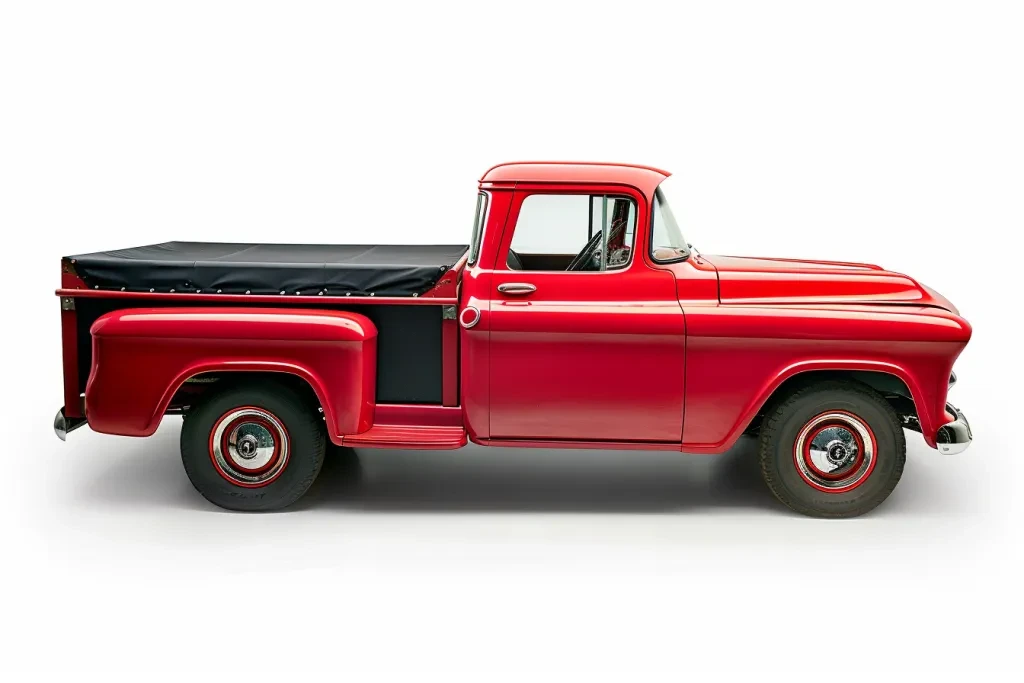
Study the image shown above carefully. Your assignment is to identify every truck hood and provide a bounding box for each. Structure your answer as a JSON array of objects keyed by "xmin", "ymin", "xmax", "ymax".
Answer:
[{"xmin": 700, "ymin": 254, "xmax": 956, "ymax": 311}]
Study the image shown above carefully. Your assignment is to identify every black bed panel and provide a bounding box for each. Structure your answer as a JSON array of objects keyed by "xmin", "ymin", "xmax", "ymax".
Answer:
[{"xmin": 369, "ymin": 305, "xmax": 443, "ymax": 403}]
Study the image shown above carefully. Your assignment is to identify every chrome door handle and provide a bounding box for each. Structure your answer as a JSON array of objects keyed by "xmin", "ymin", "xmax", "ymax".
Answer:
[{"xmin": 497, "ymin": 282, "xmax": 536, "ymax": 295}]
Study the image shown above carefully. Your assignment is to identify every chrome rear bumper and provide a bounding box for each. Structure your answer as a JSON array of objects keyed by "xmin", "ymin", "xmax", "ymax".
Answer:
[
  {"xmin": 53, "ymin": 407, "xmax": 87, "ymax": 441},
  {"xmin": 936, "ymin": 403, "xmax": 972, "ymax": 455}
]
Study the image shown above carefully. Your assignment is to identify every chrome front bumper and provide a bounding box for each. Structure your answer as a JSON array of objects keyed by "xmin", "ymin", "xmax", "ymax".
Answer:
[{"xmin": 936, "ymin": 403, "xmax": 972, "ymax": 455}]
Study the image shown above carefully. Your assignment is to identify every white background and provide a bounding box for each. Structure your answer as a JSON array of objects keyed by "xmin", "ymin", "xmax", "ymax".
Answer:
[{"xmin": 1, "ymin": 0, "xmax": 1021, "ymax": 679}]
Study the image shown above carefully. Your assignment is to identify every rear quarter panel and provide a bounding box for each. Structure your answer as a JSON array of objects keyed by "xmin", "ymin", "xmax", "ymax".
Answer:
[{"xmin": 85, "ymin": 308, "xmax": 377, "ymax": 443}]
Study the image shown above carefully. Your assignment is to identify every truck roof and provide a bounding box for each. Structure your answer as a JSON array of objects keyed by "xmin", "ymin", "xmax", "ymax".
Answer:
[{"xmin": 480, "ymin": 161, "xmax": 670, "ymax": 197}]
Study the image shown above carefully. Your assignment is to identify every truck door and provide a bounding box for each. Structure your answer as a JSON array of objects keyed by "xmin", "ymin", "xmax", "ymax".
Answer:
[{"xmin": 486, "ymin": 185, "xmax": 686, "ymax": 443}]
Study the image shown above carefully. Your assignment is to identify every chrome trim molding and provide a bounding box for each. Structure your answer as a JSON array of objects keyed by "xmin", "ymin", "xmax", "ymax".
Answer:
[{"xmin": 936, "ymin": 403, "xmax": 972, "ymax": 455}]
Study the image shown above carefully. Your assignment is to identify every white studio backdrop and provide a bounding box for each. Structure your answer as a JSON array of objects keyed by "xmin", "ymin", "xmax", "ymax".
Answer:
[{"xmin": 1, "ymin": 0, "xmax": 1021, "ymax": 679}]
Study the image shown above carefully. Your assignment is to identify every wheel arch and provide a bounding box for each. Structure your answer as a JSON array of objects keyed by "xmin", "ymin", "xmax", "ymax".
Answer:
[
  {"xmin": 164, "ymin": 365, "xmax": 342, "ymax": 445},
  {"xmin": 729, "ymin": 360, "xmax": 933, "ymax": 450},
  {"xmin": 753, "ymin": 368, "xmax": 918, "ymax": 429}
]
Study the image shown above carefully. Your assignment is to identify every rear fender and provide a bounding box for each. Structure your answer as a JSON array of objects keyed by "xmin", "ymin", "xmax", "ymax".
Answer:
[{"xmin": 85, "ymin": 308, "xmax": 377, "ymax": 444}]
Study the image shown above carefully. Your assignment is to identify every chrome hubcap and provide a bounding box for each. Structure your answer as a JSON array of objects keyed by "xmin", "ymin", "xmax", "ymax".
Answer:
[
  {"xmin": 210, "ymin": 408, "xmax": 289, "ymax": 487},
  {"xmin": 228, "ymin": 422, "xmax": 275, "ymax": 468},
  {"xmin": 794, "ymin": 412, "xmax": 876, "ymax": 492}
]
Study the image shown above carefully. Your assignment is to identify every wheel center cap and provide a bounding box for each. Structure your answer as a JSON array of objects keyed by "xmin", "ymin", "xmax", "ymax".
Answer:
[
  {"xmin": 827, "ymin": 442, "xmax": 850, "ymax": 465},
  {"xmin": 236, "ymin": 434, "xmax": 259, "ymax": 459}
]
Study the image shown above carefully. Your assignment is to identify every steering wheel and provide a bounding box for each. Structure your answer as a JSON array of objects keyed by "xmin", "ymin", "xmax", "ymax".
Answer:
[
  {"xmin": 566, "ymin": 220, "xmax": 626, "ymax": 272},
  {"xmin": 566, "ymin": 231, "xmax": 603, "ymax": 271}
]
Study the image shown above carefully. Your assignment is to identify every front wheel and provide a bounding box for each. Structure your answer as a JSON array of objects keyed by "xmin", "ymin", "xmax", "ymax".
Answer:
[
  {"xmin": 758, "ymin": 381, "xmax": 906, "ymax": 518},
  {"xmin": 181, "ymin": 382, "xmax": 327, "ymax": 511}
]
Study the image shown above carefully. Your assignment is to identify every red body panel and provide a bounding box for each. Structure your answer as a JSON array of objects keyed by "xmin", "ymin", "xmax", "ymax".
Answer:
[{"xmin": 85, "ymin": 308, "xmax": 377, "ymax": 444}]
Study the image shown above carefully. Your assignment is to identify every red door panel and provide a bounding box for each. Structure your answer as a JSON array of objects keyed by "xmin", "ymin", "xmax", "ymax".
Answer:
[
  {"xmin": 488, "ymin": 291, "xmax": 685, "ymax": 441},
  {"xmin": 487, "ymin": 186, "xmax": 686, "ymax": 443}
]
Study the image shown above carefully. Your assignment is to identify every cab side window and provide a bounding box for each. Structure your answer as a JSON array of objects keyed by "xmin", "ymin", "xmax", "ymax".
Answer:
[{"xmin": 507, "ymin": 193, "xmax": 636, "ymax": 272}]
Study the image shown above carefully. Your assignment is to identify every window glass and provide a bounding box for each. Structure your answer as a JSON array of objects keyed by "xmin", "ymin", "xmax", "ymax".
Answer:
[
  {"xmin": 468, "ymin": 192, "xmax": 488, "ymax": 265},
  {"xmin": 650, "ymin": 175, "xmax": 689, "ymax": 262},
  {"xmin": 512, "ymin": 194, "xmax": 589, "ymax": 253},
  {"xmin": 509, "ymin": 193, "xmax": 635, "ymax": 271}
]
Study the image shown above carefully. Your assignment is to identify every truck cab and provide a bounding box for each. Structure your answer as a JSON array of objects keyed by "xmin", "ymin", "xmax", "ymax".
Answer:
[
  {"xmin": 462, "ymin": 163, "xmax": 693, "ymax": 445},
  {"xmin": 54, "ymin": 161, "xmax": 973, "ymax": 517}
]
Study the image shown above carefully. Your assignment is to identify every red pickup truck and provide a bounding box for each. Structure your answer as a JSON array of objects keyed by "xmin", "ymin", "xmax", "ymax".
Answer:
[{"xmin": 53, "ymin": 162, "xmax": 972, "ymax": 517}]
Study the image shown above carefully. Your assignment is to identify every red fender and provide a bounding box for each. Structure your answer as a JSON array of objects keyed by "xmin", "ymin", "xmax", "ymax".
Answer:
[
  {"xmin": 85, "ymin": 308, "xmax": 377, "ymax": 444},
  {"xmin": 679, "ymin": 304, "xmax": 971, "ymax": 453},
  {"xmin": 692, "ymin": 359, "xmax": 937, "ymax": 453}
]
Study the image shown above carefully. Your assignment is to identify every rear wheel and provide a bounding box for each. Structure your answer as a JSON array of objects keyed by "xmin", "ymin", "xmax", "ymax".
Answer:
[
  {"xmin": 758, "ymin": 381, "xmax": 905, "ymax": 518},
  {"xmin": 181, "ymin": 382, "xmax": 326, "ymax": 511}
]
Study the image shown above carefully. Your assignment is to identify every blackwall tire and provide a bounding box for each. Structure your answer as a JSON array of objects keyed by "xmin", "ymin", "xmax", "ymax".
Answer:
[
  {"xmin": 758, "ymin": 381, "xmax": 906, "ymax": 518},
  {"xmin": 181, "ymin": 382, "xmax": 326, "ymax": 511}
]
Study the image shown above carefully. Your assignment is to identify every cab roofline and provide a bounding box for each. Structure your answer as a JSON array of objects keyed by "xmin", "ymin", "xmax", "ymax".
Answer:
[{"xmin": 480, "ymin": 161, "xmax": 670, "ymax": 196}]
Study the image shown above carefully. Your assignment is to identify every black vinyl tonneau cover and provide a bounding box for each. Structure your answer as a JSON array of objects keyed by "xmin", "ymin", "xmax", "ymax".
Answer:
[{"xmin": 67, "ymin": 241, "xmax": 468, "ymax": 297}]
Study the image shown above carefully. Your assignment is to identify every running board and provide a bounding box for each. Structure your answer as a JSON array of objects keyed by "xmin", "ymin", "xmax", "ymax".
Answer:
[{"xmin": 342, "ymin": 424, "xmax": 468, "ymax": 450}]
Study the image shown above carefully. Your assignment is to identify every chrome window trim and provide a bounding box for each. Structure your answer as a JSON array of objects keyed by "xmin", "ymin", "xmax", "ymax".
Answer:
[{"xmin": 468, "ymin": 191, "xmax": 491, "ymax": 266}]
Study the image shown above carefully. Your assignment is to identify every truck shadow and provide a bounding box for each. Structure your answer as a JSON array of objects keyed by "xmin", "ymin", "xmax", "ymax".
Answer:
[
  {"xmin": 80, "ymin": 427, "xmax": 783, "ymax": 513},
  {"xmin": 302, "ymin": 437, "xmax": 781, "ymax": 514},
  {"xmin": 79, "ymin": 426, "xmax": 965, "ymax": 516}
]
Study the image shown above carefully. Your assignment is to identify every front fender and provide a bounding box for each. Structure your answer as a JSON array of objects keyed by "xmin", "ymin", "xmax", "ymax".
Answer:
[
  {"xmin": 85, "ymin": 308, "xmax": 377, "ymax": 443},
  {"xmin": 680, "ymin": 304, "xmax": 971, "ymax": 452}
]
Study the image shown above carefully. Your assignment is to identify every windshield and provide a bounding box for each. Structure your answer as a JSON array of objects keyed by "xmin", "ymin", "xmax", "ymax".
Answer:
[{"xmin": 651, "ymin": 175, "xmax": 689, "ymax": 262}]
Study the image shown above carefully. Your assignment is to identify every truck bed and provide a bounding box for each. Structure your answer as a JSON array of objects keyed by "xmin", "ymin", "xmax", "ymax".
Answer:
[{"xmin": 67, "ymin": 241, "xmax": 468, "ymax": 297}]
